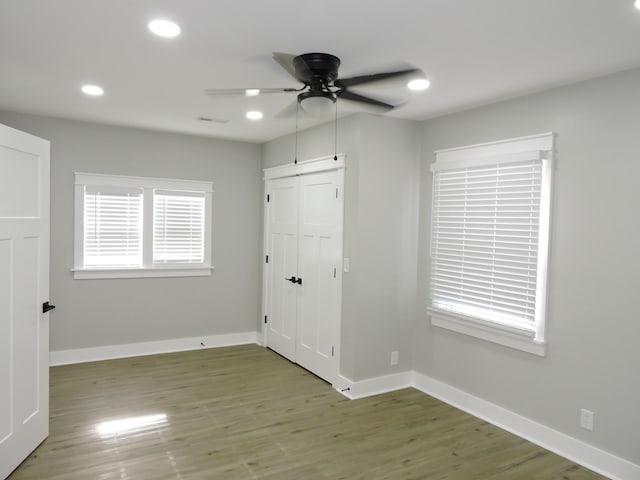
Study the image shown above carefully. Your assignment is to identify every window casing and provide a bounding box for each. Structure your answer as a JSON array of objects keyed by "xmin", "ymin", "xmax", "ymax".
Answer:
[
  {"xmin": 428, "ymin": 133, "xmax": 554, "ymax": 356},
  {"xmin": 74, "ymin": 173, "xmax": 213, "ymax": 279}
]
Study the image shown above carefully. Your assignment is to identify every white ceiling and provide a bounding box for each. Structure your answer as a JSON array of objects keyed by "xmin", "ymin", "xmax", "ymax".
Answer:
[{"xmin": 1, "ymin": 0, "xmax": 640, "ymax": 143}]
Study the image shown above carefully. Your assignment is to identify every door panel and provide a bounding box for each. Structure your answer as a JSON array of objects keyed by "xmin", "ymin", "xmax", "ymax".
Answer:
[
  {"xmin": 16, "ymin": 236, "xmax": 41, "ymax": 422},
  {"xmin": 0, "ymin": 124, "xmax": 50, "ymax": 479},
  {"xmin": 296, "ymin": 172, "xmax": 342, "ymax": 382},
  {"xmin": 0, "ymin": 145, "xmax": 40, "ymax": 217},
  {"xmin": 265, "ymin": 177, "xmax": 299, "ymax": 361}
]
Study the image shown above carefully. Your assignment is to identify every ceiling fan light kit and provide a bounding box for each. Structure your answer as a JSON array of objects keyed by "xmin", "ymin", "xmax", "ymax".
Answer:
[{"xmin": 298, "ymin": 89, "xmax": 336, "ymax": 116}]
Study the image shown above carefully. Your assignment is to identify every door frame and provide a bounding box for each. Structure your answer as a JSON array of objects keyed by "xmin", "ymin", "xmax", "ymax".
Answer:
[{"xmin": 261, "ymin": 154, "xmax": 345, "ymax": 384}]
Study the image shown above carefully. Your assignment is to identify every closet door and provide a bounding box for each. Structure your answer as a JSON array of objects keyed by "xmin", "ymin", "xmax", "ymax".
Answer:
[
  {"xmin": 295, "ymin": 171, "xmax": 342, "ymax": 382},
  {"xmin": 263, "ymin": 163, "xmax": 344, "ymax": 385},
  {"xmin": 264, "ymin": 176, "xmax": 299, "ymax": 361}
]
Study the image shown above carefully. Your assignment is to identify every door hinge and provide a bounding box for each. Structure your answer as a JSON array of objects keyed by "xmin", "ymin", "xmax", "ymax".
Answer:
[
  {"xmin": 264, "ymin": 315, "xmax": 267, "ymax": 324},
  {"xmin": 336, "ymin": 188, "xmax": 338, "ymax": 199},
  {"xmin": 332, "ymin": 346, "xmax": 335, "ymax": 357},
  {"xmin": 333, "ymin": 267, "xmax": 336, "ymax": 278},
  {"xmin": 267, "ymin": 194, "xmax": 270, "ymax": 203},
  {"xmin": 266, "ymin": 255, "xmax": 269, "ymax": 264}
]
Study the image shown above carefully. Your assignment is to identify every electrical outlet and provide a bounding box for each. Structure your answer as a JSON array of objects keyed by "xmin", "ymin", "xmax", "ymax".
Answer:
[
  {"xmin": 390, "ymin": 351, "xmax": 399, "ymax": 366},
  {"xmin": 580, "ymin": 408, "xmax": 594, "ymax": 431},
  {"xmin": 343, "ymin": 257, "xmax": 350, "ymax": 273}
]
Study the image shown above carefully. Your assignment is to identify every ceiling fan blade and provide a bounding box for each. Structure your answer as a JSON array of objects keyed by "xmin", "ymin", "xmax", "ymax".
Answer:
[
  {"xmin": 334, "ymin": 68, "xmax": 421, "ymax": 89},
  {"xmin": 205, "ymin": 87, "xmax": 295, "ymax": 96},
  {"xmin": 272, "ymin": 52, "xmax": 311, "ymax": 84},
  {"xmin": 336, "ymin": 90, "xmax": 395, "ymax": 110}
]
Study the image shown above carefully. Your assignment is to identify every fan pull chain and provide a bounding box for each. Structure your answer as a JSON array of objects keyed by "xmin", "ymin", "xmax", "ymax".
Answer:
[
  {"xmin": 294, "ymin": 101, "xmax": 299, "ymax": 164},
  {"xmin": 334, "ymin": 99, "xmax": 338, "ymax": 161}
]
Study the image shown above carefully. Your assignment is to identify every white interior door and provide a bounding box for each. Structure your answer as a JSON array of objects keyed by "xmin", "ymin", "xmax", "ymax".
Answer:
[
  {"xmin": 263, "ymin": 158, "xmax": 343, "ymax": 385},
  {"xmin": 264, "ymin": 176, "xmax": 299, "ymax": 361},
  {"xmin": 0, "ymin": 124, "xmax": 51, "ymax": 479},
  {"xmin": 295, "ymin": 171, "xmax": 342, "ymax": 382}
]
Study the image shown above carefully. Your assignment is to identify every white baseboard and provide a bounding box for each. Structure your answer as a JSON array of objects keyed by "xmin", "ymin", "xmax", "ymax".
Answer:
[
  {"xmin": 332, "ymin": 369, "xmax": 638, "ymax": 479},
  {"xmin": 49, "ymin": 331, "xmax": 258, "ymax": 366},
  {"xmin": 411, "ymin": 372, "xmax": 639, "ymax": 480},
  {"xmin": 335, "ymin": 371, "xmax": 413, "ymax": 400}
]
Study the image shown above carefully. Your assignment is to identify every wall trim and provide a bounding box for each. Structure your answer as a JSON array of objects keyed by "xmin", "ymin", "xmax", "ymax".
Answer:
[
  {"xmin": 335, "ymin": 371, "xmax": 413, "ymax": 400},
  {"xmin": 49, "ymin": 332, "xmax": 258, "ymax": 366}
]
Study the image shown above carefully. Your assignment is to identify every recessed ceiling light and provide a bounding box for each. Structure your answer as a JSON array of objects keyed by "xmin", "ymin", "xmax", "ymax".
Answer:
[
  {"xmin": 407, "ymin": 78, "xmax": 431, "ymax": 91},
  {"xmin": 635, "ymin": 0, "xmax": 640, "ymax": 9},
  {"xmin": 245, "ymin": 89, "xmax": 261, "ymax": 97},
  {"xmin": 81, "ymin": 85, "xmax": 104, "ymax": 96},
  {"xmin": 148, "ymin": 19, "xmax": 181, "ymax": 37},
  {"xmin": 246, "ymin": 111, "xmax": 263, "ymax": 120}
]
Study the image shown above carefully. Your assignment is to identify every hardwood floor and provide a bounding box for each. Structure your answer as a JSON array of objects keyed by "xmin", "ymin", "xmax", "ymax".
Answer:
[{"xmin": 8, "ymin": 344, "xmax": 606, "ymax": 479}]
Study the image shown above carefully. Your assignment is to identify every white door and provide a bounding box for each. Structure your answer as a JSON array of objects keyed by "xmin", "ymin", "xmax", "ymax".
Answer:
[
  {"xmin": 264, "ymin": 176, "xmax": 299, "ymax": 361},
  {"xmin": 296, "ymin": 171, "xmax": 342, "ymax": 382},
  {"xmin": 264, "ymin": 163, "xmax": 343, "ymax": 384},
  {"xmin": 0, "ymin": 124, "xmax": 51, "ymax": 479}
]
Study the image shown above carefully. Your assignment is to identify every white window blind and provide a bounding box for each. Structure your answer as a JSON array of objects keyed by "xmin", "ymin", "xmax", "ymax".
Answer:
[
  {"xmin": 83, "ymin": 186, "xmax": 143, "ymax": 267},
  {"xmin": 153, "ymin": 190, "xmax": 205, "ymax": 264},
  {"xmin": 428, "ymin": 133, "xmax": 553, "ymax": 352}
]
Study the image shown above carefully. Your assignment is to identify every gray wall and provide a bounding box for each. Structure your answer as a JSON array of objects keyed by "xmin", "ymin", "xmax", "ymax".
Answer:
[
  {"xmin": 261, "ymin": 113, "xmax": 421, "ymax": 381},
  {"xmin": 0, "ymin": 111, "xmax": 262, "ymax": 352},
  {"xmin": 416, "ymin": 68, "xmax": 640, "ymax": 464}
]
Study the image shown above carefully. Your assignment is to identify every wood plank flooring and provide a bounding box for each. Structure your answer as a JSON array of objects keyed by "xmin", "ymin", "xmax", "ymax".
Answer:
[{"xmin": 8, "ymin": 344, "xmax": 606, "ymax": 479}]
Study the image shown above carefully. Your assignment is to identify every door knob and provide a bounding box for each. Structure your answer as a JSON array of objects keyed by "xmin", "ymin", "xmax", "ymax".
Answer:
[{"xmin": 285, "ymin": 276, "xmax": 298, "ymax": 283}]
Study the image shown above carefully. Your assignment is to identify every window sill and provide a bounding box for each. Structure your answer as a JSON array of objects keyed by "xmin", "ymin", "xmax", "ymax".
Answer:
[
  {"xmin": 72, "ymin": 265, "xmax": 214, "ymax": 280},
  {"xmin": 428, "ymin": 310, "xmax": 546, "ymax": 357}
]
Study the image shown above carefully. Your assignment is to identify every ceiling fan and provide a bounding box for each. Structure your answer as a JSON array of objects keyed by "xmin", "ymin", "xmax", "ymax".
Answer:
[{"xmin": 205, "ymin": 52, "xmax": 426, "ymax": 117}]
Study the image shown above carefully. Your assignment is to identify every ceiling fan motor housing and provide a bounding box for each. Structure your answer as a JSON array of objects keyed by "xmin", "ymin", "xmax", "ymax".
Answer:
[
  {"xmin": 294, "ymin": 53, "xmax": 341, "ymax": 104},
  {"xmin": 294, "ymin": 53, "xmax": 340, "ymax": 85}
]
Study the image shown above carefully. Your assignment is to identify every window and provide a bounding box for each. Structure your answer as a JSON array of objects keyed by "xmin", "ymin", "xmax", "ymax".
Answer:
[
  {"xmin": 83, "ymin": 186, "xmax": 143, "ymax": 267},
  {"xmin": 74, "ymin": 173, "xmax": 213, "ymax": 279},
  {"xmin": 153, "ymin": 191, "xmax": 205, "ymax": 264},
  {"xmin": 428, "ymin": 133, "xmax": 554, "ymax": 356}
]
